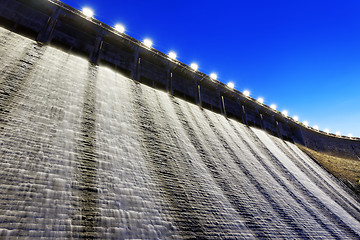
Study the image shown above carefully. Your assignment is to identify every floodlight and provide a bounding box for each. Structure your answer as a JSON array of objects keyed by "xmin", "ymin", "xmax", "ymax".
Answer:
[
  {"xmin": 303, "ymin": 121, "xmax": 309, "ymax": 127},
  {"xmin": 115, "ymin": 24, "xmax": 125, "ymax": 33},
  {"xmin": 210, "ymin": 73, "xmax": 217, "ymax": 80},
  {"xmin": 168, "ymin": 51, "xmax": 177, "ymax": 60},
  {"xmin": 190, "ymin": 63, "xmax": 198, "ymax": 71},
  {"xmin": 293, "ymin": 116, "xmax": 299, "ymax": 121},
  {"xmin": 257, "ymin": 97, "xmax": 264, "ymax": 104},
  {"xmin": 282, "ymin": 110, "xmax": 288, "ymax": 117},
  {"xmin": 143, "ymin": 38, "xmax": 153, "ymax": 48},
  {"xmin": 227, "ymin": 82, "xmax": 234, "ymax": 89},
  {"xmin": 82, "ymin": 7, "xmax": 94, "ymax": 18},
  {"xmin": 243, "ymin": 90, "xmax": 250, "ymax": 97},
  {"xmin": 270, "ymin": 104, "xmax": 277, "ymax": 110}
]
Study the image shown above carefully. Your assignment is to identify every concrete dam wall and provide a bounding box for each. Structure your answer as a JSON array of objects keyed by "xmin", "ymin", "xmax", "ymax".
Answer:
[
  {"xmin": 1, "ymin": 26, "xmax": 360, "ymax": 239},
  {"xmin": 1, "ymin": 0, "xmax": 360, "ymax": 151},
  {"xmin": 0, "ymin": 0, "xmax": 360, "ymax": 239}
]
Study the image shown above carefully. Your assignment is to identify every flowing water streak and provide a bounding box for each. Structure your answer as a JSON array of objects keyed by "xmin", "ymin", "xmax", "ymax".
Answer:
[{"xmin": 0, "ymin": 28, "xmax": 89, "ymax": 238}]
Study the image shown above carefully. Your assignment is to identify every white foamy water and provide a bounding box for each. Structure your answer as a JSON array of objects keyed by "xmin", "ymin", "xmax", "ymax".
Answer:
[{"xmin": 0, "ymin": 27, "xmax": 359, "ymax": 239}]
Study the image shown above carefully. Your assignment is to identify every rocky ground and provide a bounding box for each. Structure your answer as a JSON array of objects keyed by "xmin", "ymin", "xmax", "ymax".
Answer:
[{"xmin": 298, "ymin": 144, "xmax": 360, "ymax": 198}]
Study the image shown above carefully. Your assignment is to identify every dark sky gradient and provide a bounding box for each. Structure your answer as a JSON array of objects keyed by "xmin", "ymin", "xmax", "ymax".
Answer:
[{"xmin": 60, "ymin": 0, "xmax": 360, "ymax": 137}]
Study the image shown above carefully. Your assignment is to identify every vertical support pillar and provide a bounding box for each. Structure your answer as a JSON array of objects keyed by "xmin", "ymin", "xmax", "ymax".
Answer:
[
  {"xmin": 294, "ymin": 125, "xmax": 306, "ymax": 145},
  {"xmin": 197, "ymin": 84, "xmax": 202, "ymax": 107},
  {"xmin": 166, "ymin": 68, "xmax": 173, "ymax": 94},
  {"xmin": 221, "ymin": 96, "xmax": 227, "ymax": 117},
  {"xmin": 256, "ymin": 108, "xmax": 265, "ymax": 130},
  {"xmin": 241, "ymin": 104, "xmax": 248, "ymax": 125},
  {"xmin": 132, "ymin": 48, "xmax": 140, "ymax": 81},
  {"xmin": 216, "ymin": 86, "xmax": 224, "ymax": 115},
  {"xmin": 90, "ymin": 30, "xmax": 104, "ymax": 64},
  {"xmin": 194, "ymin": 78, "xmax": 199, "ymax": 104},
  {"xmin": 36, "ymin": 7, "xmax": 62, "ymax": 44},
  {"xmin": 273, "ymin": 116, "xmax": 282, "ymax": 138}
]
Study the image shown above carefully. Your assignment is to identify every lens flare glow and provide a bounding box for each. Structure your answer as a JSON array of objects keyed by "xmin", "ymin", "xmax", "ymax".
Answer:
[
  {"xmin": 293, "ymin": 116, "xmax": 299, "ymax": 121},
  {"xmin": 143, "ymin": 38, "xmax": 153, "ymax": 48},
  {"xmin": 348, "ymin": 133, "xmax": 353, "ymax": 137},
  {"xmin": 168, "ymin": 51, "xmax": 177, "ymax": 60},
  {"xmin": 243, "ymin": 90, "xmax": 250, "ymax": 97},
  {"xmin": 227, "ymin": 82, "xmax": 234, "ymax": 89},
  {"xmin": 257, "ymin": 97, "xmax": 264, "ymax": 104},
  {"xmin": 303, "ymin": 121, "xmax": 309, "ymax": 127},
  {"xmin": 270, "ymin": 104, "xmax": 277, "ymax": 110},
  {"xmin": 282, "ymin": 110, "xmax": 288, "ymax": 117},
  {"xmin": 336, "ymin": 131, "xmax": 341, "ymax": 136},
  {"xmin": 210, "ymin": 73, "xmax": 217, "ymax": 80},
  {"xmin": 115, "ymin": 24, "xmax": 125, "ymax": 33},
  {"xmin": 190, "ymin": 63, "xmax": 198, "ymax": 71},
  {"xmin": 324, "ymin": 129, "xmax": 330, "ymax": 134},
  {"xmin": 82, "ymin": 7, "xmax": 94, "ymax": 18},
  {"xmin": 313, "ymin": 125, "xmax": 319, "ymax": 130}
]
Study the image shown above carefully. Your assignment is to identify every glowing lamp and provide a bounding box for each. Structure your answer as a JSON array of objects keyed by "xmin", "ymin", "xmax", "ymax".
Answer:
[
  {"xmin": 168, "ymin": 51, "xmax": 177, "ymax": 60},
  {"xmin": 303, "ymin": 121, "xmax": 309, "ymax": 127},
  {"xmin": 313, "ymin": 125, "xmax": 319, "ymax": 130},
  {"xmin": 281, "ymin": 110, "xmax": 288, "ymax": 117},
  {"xmin": 243, "ymin": 90, "xmax": 250, "ymax": 97},
  {"xmin": 115, "ymin": 24, "xmax": 125, "ymax": 33},
  {"xmin": 270, "ymin": 104, "xmax": 277, "ymax": 110},
  {"xmin": 143, "ymin": 39, "xmax": 153, "ymax": 48},
  {"xmin": 190, "ymin": 63, "xmax": 198, "ymax": 71},
  {"xmin": 82, "ymin": 7, "xmax": 94, "ymax": 18},
  {"xmin": 257, "ymin": 97, "xmax": 264, "ymax": 104},
  {"xmin": 210, "ymin": 73, "xmax": 217, "ymax": 80},
  {"xmin": 293, "ymin": 116, "xmax": 299, "ymax": 121},
  {"xmin": 227, "ymin": 82, "xmax": 235, "ymax": 89}
]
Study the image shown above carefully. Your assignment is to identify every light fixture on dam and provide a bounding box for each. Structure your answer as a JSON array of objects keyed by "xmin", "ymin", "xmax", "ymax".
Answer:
[
  {"xmin": 303, "ymin": 121, "xmax": 309, "ymax": 127},
  {"xmin": 293, "ymin": 116, "xmax": 299, "ymax": 121},
  {"xmin": 190, "ymin": 63, "xmax": 198, "ymax": 71},
  {"xmin": 143, "ymin": 38, "xmax": 153, "ymax": 48},
  {"xmin": 210, "ymin": 73, "xmax": 217, "ymax": 80},
  {"xmin": 168, "ymin": 51, "xmax": 177, "ymax": 60},
  {"xmin": 282, "ymin": 110, "xmax": 288, "ymax": 117},
  {"xmin": 270, "ymin": 104, "xmax": 277, "ymax": 110},
  {"xmin": 227, "ymin": 82, "xmax": 234, "ymax": 89},
  {"xmin": 243, "ymin": 90, "xmax": 250, "ymax": 97},
  {"xmin": 115, "ymin": 24, "xmax": 125, "ymax": 33},
  {"xmin": 257, "ymin": 97, "xmax": 264, "ymax": 104},
  {"xmin": 82, "ymin": 7, "xmax": 94, "ymax": 18}
]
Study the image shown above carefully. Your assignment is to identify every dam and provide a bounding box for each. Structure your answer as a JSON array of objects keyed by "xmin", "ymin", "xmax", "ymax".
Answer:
[{"xmin": 0, "ymin": 0, "xmax": 360, "ymax": 239}]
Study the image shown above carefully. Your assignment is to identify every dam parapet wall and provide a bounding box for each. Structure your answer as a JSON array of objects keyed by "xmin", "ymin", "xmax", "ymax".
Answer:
[{"xmin": 1, "ymin": 0, "xmax": 359, "ymax": 158}]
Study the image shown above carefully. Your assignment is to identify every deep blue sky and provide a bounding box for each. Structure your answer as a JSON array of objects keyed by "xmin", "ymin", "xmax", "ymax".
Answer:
[{"xmin": 60, "ymin": 0, "xmax": 360, "ymax": 137}]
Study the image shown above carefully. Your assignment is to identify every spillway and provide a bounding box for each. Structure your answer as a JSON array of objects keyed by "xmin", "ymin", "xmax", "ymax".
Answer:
[{"xmin": 0, "ymin": 27, "xmax": 360, "ymax": 239}]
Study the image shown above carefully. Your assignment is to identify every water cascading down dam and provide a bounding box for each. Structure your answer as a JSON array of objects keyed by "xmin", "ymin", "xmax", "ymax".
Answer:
[{"xmin": 1, "ymin": 0, "xmax": 360, "ymax": 239}]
